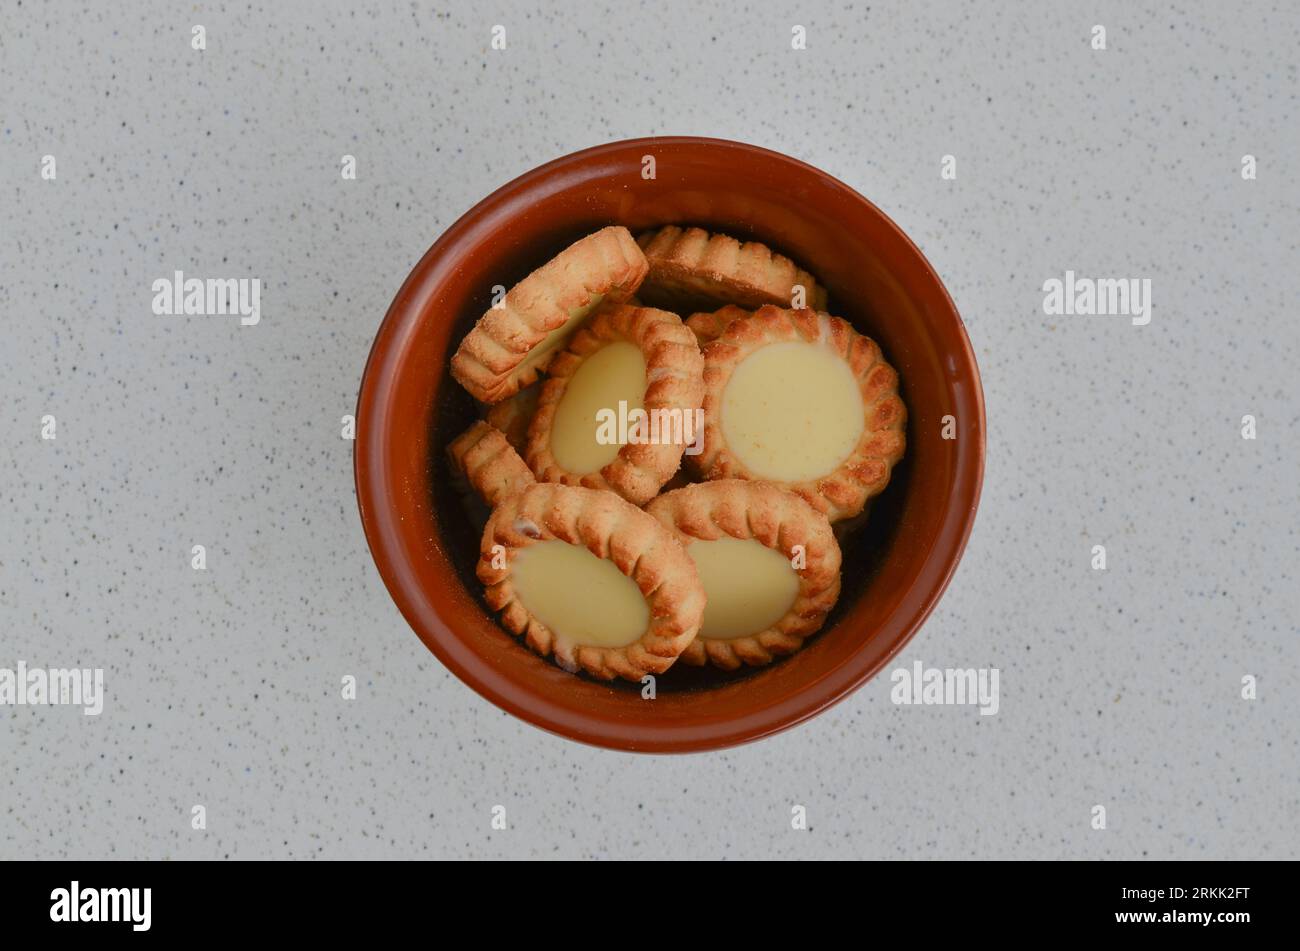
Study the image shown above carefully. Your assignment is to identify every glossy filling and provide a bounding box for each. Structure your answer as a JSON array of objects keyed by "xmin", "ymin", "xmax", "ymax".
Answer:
[
  {"xmin": 688, "ymin": 537, "xmax": 800, "ymax": 640},
  {"xmin": 550, "ymin": 340, "xmax": 646, "ymax": 474},
  {"xmin": 511, "ymin": 540, "xmax": 648, "ymax": 648},
  {"xmin": 721, "ymin": 341, "xmax": 863, "ymax": 482}
]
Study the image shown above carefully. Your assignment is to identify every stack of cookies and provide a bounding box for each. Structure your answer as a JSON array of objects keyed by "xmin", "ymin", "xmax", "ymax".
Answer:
[{"xmin": 447, "ymin": 225, "xmax": 906, "ymax": 681}]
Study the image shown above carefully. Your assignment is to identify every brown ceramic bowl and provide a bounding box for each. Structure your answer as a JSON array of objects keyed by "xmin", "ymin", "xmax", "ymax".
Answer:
[{"xmin": 356, "ymin": 137, "xmax": 984, "ymax": 753}]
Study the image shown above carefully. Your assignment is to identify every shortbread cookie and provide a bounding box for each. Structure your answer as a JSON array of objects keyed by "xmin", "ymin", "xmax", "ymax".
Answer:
[
  {"xmin": 479, "ymin": 483, "xmax": 705, "ymax": 681},
  {"xmin": 526, "ymin": 304, "xmax": 704, "ymax": 506},
  {"xmin": 483, "ymin": 382, "xmax": 540, "ymax": 454},
  {"xmin": 646, "ymin": 480, "xmax": 841, "ymax": 670},
  {"xmin": 447, "ymin": 421, "xmax": 536, "ymax": 509},
  {"xmin": 636, "ymin": 226, "xmax": 828, "ymax": 314},
  {"xmin": 685, "ymin": 305, "xmax": 752, "ymax": 346},
  {"xmin": 693, "ymin": 306, "xmax": 906, "ymax": 523},
  {"xmin": 451, "ymin": 226, "xmax": 648, "ymax": 403}
]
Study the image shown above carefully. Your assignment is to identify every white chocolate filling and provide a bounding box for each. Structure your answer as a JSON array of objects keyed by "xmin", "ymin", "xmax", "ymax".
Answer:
[
  {"xmin": 510, "ymin": 540, "xmax": 649, "ymax": 648},
  {"xmin": 550, "ymin": 340, "xmax": 646, "ymax": 474},
  {"xmin": 720, "ymin": 341, "xmax": 864, "ymax": 482},
  {"xmin": 687, "ymin": 537, "xmax": 799, "ymax": 640}
]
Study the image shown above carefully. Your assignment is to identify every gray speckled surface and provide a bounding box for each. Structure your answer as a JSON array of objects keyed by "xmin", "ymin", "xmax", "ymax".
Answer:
[{"xmin": 2, "ymin": 0, "xmax": 1297, "ymax": 860}]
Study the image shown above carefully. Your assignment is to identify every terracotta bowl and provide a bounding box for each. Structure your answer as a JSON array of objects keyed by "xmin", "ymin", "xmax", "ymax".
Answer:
[{"xmin": 356, "ymin": 137, "xmax": 984, "ymax": 752}]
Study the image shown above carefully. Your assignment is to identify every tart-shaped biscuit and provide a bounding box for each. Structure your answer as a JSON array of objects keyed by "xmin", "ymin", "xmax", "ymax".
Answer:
[
  {"xmin": 483, "ymin": 382, "xmax": 540, "ymax": 454},
  {"xmin": 450, "ymin": 226, "xmax": 648, "ymax": 403},
  {"xmin": 646, "ymin": 480, "xmax": 841, "ymax": 670},
  {"xmin": 693, "ymin": 306, "xmax": 906, "ymax": 523},
  {"xmin": 525, "ymin": 304, "xmax": 704, "ymax": 506},
  {"xmin": 636, "ymin": 226, "xmax": 828, "ymax": 314},
  {"xmin": 479, "ymin": 483, "xmax": 705, "ymax": 681},
  {"xmin": 686, "ymin": 305, "xmax": 752, "ymax": 346},
  {"xmin": 447, "ymin": 421, "xmax": 536, "ymax": 509}
]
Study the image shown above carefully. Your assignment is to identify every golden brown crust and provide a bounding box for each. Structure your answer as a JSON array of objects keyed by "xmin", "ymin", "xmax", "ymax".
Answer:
[
  {"xmin": 447, "ymin": 421, "xmax": 536, "ymax": 509},
  {"xmin": 450, "ymin": 226, "xmax": 648, "ymax": 403},
  {"xmin": 478, "ymin": 483, "xmax": 705, "ymax": 681},
  {"xmin": 526, "ymin": 304, "xmax": 705, "ymax": 506},
  {"xmin": 685, "ymin": 305, "xmax": 753, "ymax": 346},
  {"xmin": 645, "ymin": 480, "xmax": 841, "ymax": 670},
  {"xmin": 483, "ymin": 382, "xmax": 540, "ymax": 454},
  {"xmin": 693, "ymin": 306, "xmax": 907, "ymax": 523},
  {"xmin": 636, "ymin": 226, "xmax": 828, "ymax": 314}
]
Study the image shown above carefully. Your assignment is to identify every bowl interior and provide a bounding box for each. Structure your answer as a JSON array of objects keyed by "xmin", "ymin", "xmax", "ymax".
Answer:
[{"xmin": 357, "ymin": 138, "xmax": 983, "ymax": 752}]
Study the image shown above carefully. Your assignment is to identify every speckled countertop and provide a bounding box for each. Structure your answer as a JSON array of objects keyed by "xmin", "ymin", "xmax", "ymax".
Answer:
[{"xmin": 1, "ymin": 1, "xmax": 1297, "ymax": 860}]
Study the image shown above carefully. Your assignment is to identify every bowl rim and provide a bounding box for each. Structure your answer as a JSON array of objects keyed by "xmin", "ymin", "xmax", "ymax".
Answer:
[{"xmin": 355, "ymin": 135, "xmax": 986, "ymax": 753}]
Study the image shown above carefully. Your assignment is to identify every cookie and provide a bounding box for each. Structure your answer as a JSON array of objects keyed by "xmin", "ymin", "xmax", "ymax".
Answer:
[
  {"xmin": 636, "ymin": 225, "xmax": 828, "ymax": 314},
  {"xmin": 525, "ymin": 304, "xmax": 704, "ymax": 506},
  {"xmin": 646, "ymin": 480, "xmax": 841, "ymax": 669},
  {"xmin": 483, "ymin": 382, "xmax": 540, "ymax": 455},
  {"xmin": 450, "ymin": 226, "xmax": 648, "ymax": 404},
  {"xmin": 685, "ymin": 305, "xmax": 753, "ymax": 347},
  {"xmin": 692, "ymin": 306, "xmax": 906, "ymax": 523},
  {"xmin": 447, "ymin": 421, "xmax": 536, "ymax": 509},
  {"xmin": 478, "ymin": 483, "xmax": 705, "ymax": 681}
]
